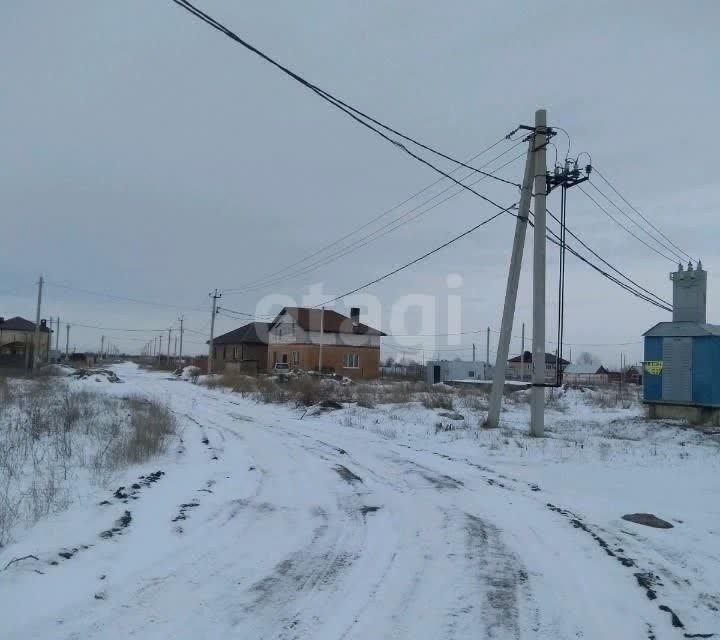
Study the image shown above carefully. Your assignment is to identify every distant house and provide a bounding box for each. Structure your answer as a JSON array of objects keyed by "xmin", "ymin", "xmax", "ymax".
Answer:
[
  {"xmin": 507, "ymin": 350, "xmax": 570, "ymax": 383},
  {"xmin": 563, "ymin": 363, "xmax": 610, "ymax": 385},
  {"xmin": 210, "ymin": 322, "xmax": 272, "ymax": 374},
  {"xmin": 267, "ymin": 307, "xmax": 385, "ymax": 379},
  {"xmin": 0, "ymin": 316, "xmax": 52, "ymax": 368}
]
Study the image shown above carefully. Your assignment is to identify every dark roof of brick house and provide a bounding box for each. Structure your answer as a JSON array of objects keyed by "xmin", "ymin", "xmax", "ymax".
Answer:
[
  {"xmin": 0, "ymin": 316, "xmax": 51, "ymax": 332},
  {"xmin": 211, "ymin": 322, "xmax": 272, "ymax": 345},
  {"xmin": 272, "ymin": 307, "xmax": 386, "ymax": 336},
  {"xmin": 508, "ymin": 350, "xmax": 570, "ymax": 365}
]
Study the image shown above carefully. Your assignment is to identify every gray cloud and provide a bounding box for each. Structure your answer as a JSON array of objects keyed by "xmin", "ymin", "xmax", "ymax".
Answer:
[{"xmin": 1, "ymin": 0, "xmax": 718, "ymax": 365}]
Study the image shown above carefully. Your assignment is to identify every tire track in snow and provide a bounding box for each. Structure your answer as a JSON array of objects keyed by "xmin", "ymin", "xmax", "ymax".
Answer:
[{"xmin": 454, "ymin": 513, "xmax": 529, "ymax": 640}]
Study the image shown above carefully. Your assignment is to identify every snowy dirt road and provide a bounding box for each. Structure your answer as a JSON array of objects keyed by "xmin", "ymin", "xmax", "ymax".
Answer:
[{"xmin": 2, "ymin": 364, "xmax": 717, "ymax": 640}]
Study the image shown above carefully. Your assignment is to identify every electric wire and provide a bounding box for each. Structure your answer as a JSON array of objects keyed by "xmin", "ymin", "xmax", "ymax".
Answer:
[
  {"xmin": 544, "ymin": 209, "xmax": 671, "ymax": 308},
  {"xmin": 586, "ymin": 180, "xmax": 686, "ymax": 263},
  {"xmin": 224, "ymin": 147, "xmax": 527, "ymax": 295},
  {"xmin": 223, "ymin": 139, "xmax": 524, "ymax": 293},
  {"xmin": 45, "ymin": 281, "xmax": 208, "ymax": 312},
  {"xmin": 170, "ymin": 0, "xmax": 522, "ymax": 211},
  {"xmin": 310, "ymin": 203, "xmax": 517, "ymax": 309},
  {"xmin": 592, "ymin": 165, "xmax": 694, "ymax": 262},
  {"xmin": 578, "ymin": 186, "xmax": 677, "ymax": 263}
]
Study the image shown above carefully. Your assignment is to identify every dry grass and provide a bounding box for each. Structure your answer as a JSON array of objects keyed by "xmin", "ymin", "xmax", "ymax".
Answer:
[
  {"xmin": 0, "ymin": 377, "xmax": 176, "ymax": 546},
  {"xmin": 109, "ymin": 396, "xmax": 176, "ymax": 466}
]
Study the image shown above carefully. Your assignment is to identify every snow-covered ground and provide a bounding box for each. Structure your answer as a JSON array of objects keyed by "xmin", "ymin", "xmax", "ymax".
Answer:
[{"xmin": 1, "ymin": 363, "xmax": 718, "ymax": 639}]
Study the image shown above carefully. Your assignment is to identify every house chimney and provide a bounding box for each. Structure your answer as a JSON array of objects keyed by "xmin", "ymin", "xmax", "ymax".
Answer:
[
  {"xmin": 670, "ymin": 261, "xmax": 707, "ymax": 323},
  {"xmin": 350, "ymin": 307, "xmax": 360, "ymax": 324},
  {"xmin": 40, "ymin": 319, "xmax": 47, "ymax": 328}
]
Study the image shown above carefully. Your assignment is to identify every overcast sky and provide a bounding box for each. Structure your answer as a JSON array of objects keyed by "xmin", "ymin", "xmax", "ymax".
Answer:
[{"xmin": 2, "ymin": 1, "xmax": 718, "ymax": 365}]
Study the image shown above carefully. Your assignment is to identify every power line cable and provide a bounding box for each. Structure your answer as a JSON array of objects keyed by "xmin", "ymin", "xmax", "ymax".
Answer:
[
  {"xmin": 577, "ymin": 186, "xmax": 677, "ymax": 263},
  {"xmin": 540, "ymin": 218, "xmax": 673, "ymax": 312},
  {"xmin": 223, "ymin": 139, "xmax": 524, "ymax": 293},
  {"xmin": 311, "ymin": 203, "xmax": 516, "ymax": 309},
  {"xmin": 170, "ymin": 0, "xmax": 522, "ymax": 208},
  {"xmin": 64, "ymin": 322, "xmax": 169, "ymax": 333},
  {"xmin": 225, "ymin": 148, "xmax": 526, "ymax": 295},
  {"xmin": 592, "ymin": 165, "xmax": 694, "ymax": 262},
  {"xmin": 46, "ymin": 281, "xmax": 207, "ymax": 312},
  {"xmin": 586, "ymin": 180, "xmax": 686, "ymax": 263},
  {"xmin": 545, "ymin": 208, "xmax": 671, "ymax": 308}
]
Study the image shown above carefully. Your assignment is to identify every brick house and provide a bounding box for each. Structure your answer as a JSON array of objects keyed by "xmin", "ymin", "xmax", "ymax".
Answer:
[
  {"xmin": 267, "ymin": 307, "xmax": 385, "ymax": 379},
  {"xmin": 0, "ymin": 316, "xmax": 52, "ymax": 368},
  {"xmin": 507, "ymin": 350, "xmax": 570, "ymax": 383},
  {"xmin": 210, "ymin": 322, "xmax": 272, "ymax": 374}
]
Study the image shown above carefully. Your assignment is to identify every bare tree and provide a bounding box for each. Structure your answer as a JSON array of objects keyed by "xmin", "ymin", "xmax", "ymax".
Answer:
[{"xmin": 578, "ymin": 351, "xmax": 600, "ymax": 365}]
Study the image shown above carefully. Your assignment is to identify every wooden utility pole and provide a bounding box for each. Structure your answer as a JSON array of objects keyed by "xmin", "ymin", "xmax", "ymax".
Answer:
[
  {"xmin": 100, "ymin": 335, "xmax": 105, "ymax": 359},
  {"xmin": 56, "ymin": 317, "xmax": 61, "ymax": 352},
  {"xmin": 208, "ymin": 289, "xmax": 221, "ymax": 374},
  {"xmin": 167, "ymin": 328, "xmax": 172, "ymax": 362},
  {"xmin": 65, "ymin": 324, "xmax": 70, "ymax": 359},
  {"xmin": 486, "ymin": 327, "xmax": 490, "ymax": 364}
]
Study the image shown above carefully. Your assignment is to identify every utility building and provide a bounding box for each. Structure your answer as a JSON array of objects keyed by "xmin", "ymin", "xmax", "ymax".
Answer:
[
  {"xmin": 426, "ymin": 360, "xmax": 492, "ymax": 385},
  {"xmin": 643, "ymin": 262, "xmax": 720, "ymax": 424}
]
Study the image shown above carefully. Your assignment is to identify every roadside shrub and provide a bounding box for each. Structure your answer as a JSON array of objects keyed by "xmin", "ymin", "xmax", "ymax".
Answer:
[
  {"xmin": 354, "ymin": 383, "xmax": 376, "ymax": 408},
  {"xmin": 380, "ymin": 382, "xmax": 414, "ymax": 404},
  {"xmin": 254, "ymin": 377, "xmax": 289, "ymax": 404},
  {"xmin": 0, "ymin": 379, "xmax": 176, "ymax": 546},
  {"xmin": 457, "ymin": 390, "xmax": 487, "ymax": 411},
  {"xmin": 110, "ymin": 397, "xmax": 176, "ymax": 465},
  {"xmin": 221, "ymin": 373, "xmax": 259, "ymax": 395},
  {"xmin": 288, "ymin": 377, "xmax": 323, "ymax": 407},
  {"xmin": 421, "ymin": 390, "xmax": 454, "ymax": 410}
]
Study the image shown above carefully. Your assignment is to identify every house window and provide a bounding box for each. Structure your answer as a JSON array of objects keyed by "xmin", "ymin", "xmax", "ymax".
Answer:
[
  {"xmin": 343, "ymin": 353, "xmax": 359, "ymax": 368},
  {"xmin": 292, "ymin": 351, "xmax": 300, "ymax": 365},
  {"xmin": 468, "ymin": 370, "xmax": 475, "ymax": 378}
]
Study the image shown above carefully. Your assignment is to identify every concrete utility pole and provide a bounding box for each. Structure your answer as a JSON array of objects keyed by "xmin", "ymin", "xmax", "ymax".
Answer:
[
  {"xmin": 178, "ymin": 315, "xmax": 184, "ymax": 363},
  {"xmin": 208, "ymin": 289, "xmax": 221, "ymax": 375},
  {"xmin": 56, "ymin": 317, "xmax": 60, "ymax": 352},
  {"xmin": 486, "ymin": 327, "xmax": 490, "ymax": 364},
  {"xmin": 472, "ymin": 343, "xmax": 476, "ymax": 363},
  {"xmin": 31, "ymin": 275, "xmax": 43, "ymax": 369},
  {"xmin": 100, "ymin": 335, "xmax": 105, "ymax": 359},
  {"xmin": 167, "ymin": 328, "xmax": 172, "ymax": 362},
  {"xmin": 530, "ymin": 109, "xmax": 549, "ymax": 438},
  {"xmin": 65, "ymin": 324, "xmax": 70, "ymax": 359},
  {"xmin": 486, "ymin": 123, "xmax": 539, "ymax": 427},
  {"xmin": 318, "ymin": 307, "xmax": 325, "ymax": 373},
  {"xmin": 521, "ymin": 322, "xmax": 526, "ymax": 381}
]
